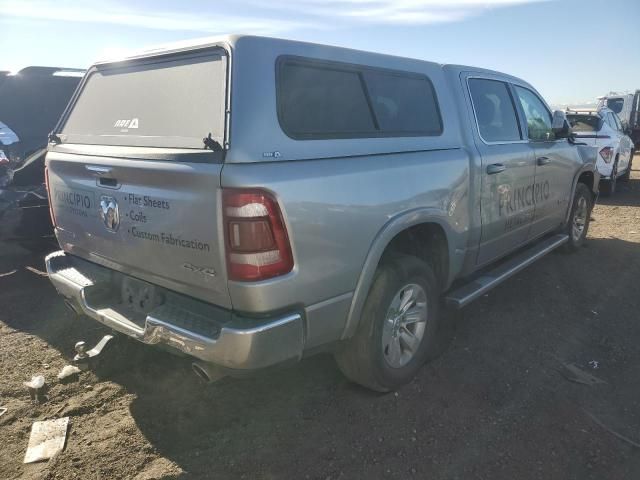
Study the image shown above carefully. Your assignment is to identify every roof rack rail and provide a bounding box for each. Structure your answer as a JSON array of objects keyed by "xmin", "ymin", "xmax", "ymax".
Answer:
[{"xmin": 565, "ymin": 108, "xmax": 599, "ymax": 115}]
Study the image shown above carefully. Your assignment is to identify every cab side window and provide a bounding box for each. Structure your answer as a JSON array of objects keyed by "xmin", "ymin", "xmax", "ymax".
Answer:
[
  {"xmin": 514, "ymin": 86, "xmax": 555, "ymax": 141},
  {"xmin": 468, "ymin": 78, "xmax": 521, "ymax": 143}
]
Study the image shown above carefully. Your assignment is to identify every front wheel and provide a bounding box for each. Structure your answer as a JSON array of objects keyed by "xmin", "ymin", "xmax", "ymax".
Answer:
[
  {"xmin": 334, "ymin": 255, "xmax": 440, "ymax": 392},
  {"xmin": 563, "ymin": 183, "xmax": 592, "ymax": 252}
]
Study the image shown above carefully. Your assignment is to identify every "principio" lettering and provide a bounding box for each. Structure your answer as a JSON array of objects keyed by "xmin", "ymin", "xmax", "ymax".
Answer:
[{"xmin": 499, "ymin": 180, "xmax": 550, "ymax": 217}]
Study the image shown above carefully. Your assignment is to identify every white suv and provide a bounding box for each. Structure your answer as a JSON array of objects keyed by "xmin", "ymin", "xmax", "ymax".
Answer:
[{"xmin": 566, "ymin": 107, "xmax": 634, "ymax": 195}]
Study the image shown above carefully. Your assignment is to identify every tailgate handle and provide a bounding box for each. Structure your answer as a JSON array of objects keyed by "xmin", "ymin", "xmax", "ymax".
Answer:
[{"xmin": 85, "ymin": 165, "xmax": 112, "ymax": 175}]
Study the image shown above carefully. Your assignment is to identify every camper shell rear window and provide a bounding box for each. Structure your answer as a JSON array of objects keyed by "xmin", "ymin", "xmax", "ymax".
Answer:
[
  {"xmin": 276, "ymin": 56, "xmax": 443, "ymax": 140},
  {"xmin": 59, "ymin": 48, "xmax": 227, "ymax": 149}
]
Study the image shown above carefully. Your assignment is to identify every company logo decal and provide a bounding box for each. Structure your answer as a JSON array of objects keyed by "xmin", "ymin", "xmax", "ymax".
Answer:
[
  {"xmin": 99, "ymin": 195, "xmax": 120, "ymax": 232},
  {"xmin": 113, "ymin": 118, "xmax": 139, "ymax": 129}
]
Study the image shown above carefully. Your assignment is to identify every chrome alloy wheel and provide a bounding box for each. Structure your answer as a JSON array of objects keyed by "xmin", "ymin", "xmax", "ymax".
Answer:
[
  {"xmin": 381, "ymin": 283, "xmax": 428, "ymax": 368},
  {"xmin": 572, "ymin": 196, "xmax": 588, "ymax": 242}
]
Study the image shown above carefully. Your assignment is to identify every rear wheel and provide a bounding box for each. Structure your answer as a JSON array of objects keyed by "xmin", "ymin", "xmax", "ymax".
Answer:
[
  {"xmin": 563, "ymin": 183, "xmax": 592, "ymax": 252},
  {"xmin": 600, "ymin": 157, "xmax": 618, "ymax": 196},
  {"xmin": 334, "ymin": 255, "xmax": 440, "ymax": 392}
]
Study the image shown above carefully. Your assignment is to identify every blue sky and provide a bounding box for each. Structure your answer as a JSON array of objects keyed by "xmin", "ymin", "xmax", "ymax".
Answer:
[{"xmin": 1, "ymin": 0, "xmax": 638, "ymax": 105}]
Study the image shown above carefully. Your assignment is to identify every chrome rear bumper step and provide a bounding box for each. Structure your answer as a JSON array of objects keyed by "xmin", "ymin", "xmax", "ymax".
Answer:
[
  {"xmin": 45, "ymin": 251, "xmax": 304, "ymax": 370},
  {"xmin": 445, "ymin": 234, "xmax": 569, "ymax": 309}
]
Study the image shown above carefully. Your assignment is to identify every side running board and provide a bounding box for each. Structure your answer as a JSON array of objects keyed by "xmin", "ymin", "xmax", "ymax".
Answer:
[{"xmin": 445, "ymin": 234, "xmax": 569, "ymax": 309}]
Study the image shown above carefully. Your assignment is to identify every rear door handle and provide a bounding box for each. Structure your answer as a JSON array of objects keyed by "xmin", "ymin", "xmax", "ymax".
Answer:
[
  {"xmin": 537, "ymin": 156, "xmax": 551, "ymax": 166},
  {"xmin": 486, "ymin": 163, "xmax": 506, "ymax": 175}
]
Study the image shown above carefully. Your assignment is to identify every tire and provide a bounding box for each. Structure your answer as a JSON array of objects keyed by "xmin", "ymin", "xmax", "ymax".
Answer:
[
  {"xmin": 620, "ymin": 151, "xmax": 633, "ymax": 182},
  {"xmin": 334, "ymin": 255, "xmax": 440, "ymax": 392},
  {"xmin": 600, "ymin": 157, "xmax": 618, "ymax": 196},
  {"xmin": 563, "ymin": 183, "xmax": 592, "ymax": 252}
]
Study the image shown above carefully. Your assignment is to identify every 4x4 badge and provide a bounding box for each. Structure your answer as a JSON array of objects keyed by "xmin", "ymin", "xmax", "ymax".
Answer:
[{"xmin": 99, "ymin": 196, "xmax": 120, "ymax": 232}]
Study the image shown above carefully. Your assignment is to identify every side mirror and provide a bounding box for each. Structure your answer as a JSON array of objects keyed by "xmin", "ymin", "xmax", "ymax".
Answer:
[{"xmin": 552, "ymin": 110, "xmax": 570, "ymax": 139}]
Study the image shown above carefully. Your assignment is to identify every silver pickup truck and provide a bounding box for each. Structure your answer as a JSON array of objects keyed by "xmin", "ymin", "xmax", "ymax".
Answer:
[{"xmin": 44, "ymin": 35, "xmax": 598, "ymax": 392}]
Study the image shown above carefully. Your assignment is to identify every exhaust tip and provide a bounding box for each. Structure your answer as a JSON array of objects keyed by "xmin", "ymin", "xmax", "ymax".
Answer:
[
  {"xmin": 192, "ymin": 362, "xmax": 211, "ymax": 382},
  {"xmin": 192, "ymin": 361, "xmax": 226, "ymax": 383}
]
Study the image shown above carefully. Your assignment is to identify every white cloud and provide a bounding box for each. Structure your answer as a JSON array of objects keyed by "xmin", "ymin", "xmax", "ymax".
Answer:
[
  {"xmin": 0, "ymin": 0, "xmax": 314, "ymax": 34},
  {"xmin": 0, "ymin": 0, "xmax": 557, "ymax": 33},
  {"xmin": 252, "ymin": 0, "xmax": 553, "ymax": 25}
]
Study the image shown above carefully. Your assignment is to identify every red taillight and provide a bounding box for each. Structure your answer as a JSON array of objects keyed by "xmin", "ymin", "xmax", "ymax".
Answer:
[
  {"xmin": 44, "ymin": 167, "xmax": 57, "ymax": 227},
  {"xmin": 223, "ymin": 189, "xmax": 293, "ymax": 281},
  {"xmin": 599, "ymin": 146, "xmax": 614, "ymax": 163}
]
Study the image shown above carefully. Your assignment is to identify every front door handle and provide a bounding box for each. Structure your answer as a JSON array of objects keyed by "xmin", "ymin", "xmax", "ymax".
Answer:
[
  {"xmin": 537, "ymin": 156, "xmax": 551, "ymax": 166},
  {"xmin": 486, "ymin": 163, "xmax": 506, "ymax": 175}
]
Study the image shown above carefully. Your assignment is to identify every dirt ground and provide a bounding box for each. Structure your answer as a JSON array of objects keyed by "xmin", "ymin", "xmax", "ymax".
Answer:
[{"xmin": 1, "ymin": 169, "xmax": 640, "ymax": 480}]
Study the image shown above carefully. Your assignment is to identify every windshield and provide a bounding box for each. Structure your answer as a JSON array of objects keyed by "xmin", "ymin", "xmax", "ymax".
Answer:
[
  {"xmin": 567, "ymin": 114, "xmax": 601, "ymax": 132},
  {"xmin": 606, "ymin": 98, "xmax": 624, "ymax": 114},
  {"xmin": 60, "ymin": 49, "xmax": 227, "ymax": 149}
]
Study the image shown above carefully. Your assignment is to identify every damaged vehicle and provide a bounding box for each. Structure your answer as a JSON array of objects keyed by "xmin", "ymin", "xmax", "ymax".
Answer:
[
  {"xmin": 45, "ymin": 36, "xmax": 598, "ymax": 392},
  {"xmin": 0, "ymin": 66, "xmax": 84, "ymax": 243}
]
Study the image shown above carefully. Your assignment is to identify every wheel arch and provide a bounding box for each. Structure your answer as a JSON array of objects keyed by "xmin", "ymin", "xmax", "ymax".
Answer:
[
  {"xmin": 565, "ymin": 163, "xmax": 598, "ymax": 224},
  {"xmin": 341, "ymin": 209, "xmax": 457, "ymax": 340}
]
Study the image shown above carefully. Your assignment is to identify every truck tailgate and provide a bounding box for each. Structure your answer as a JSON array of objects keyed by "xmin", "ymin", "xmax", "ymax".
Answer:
[{"xmin": 46, "ymin": 151, "xmax": 231, "ymax": 308}]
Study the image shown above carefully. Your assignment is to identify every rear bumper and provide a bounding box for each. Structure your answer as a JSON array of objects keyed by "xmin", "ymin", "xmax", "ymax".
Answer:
[
  {"xmin": 45, "ymin": 251, "xmax": 304, "ymax": 370},
  {"xmin": 595, "ymin": 158, "xmax": 614, "ymax": 179}
]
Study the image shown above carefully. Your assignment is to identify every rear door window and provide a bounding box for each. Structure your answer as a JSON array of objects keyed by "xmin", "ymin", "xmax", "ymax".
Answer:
[
  {"xmin": 468, "ymin": 78, "xmax": 521, "ymax": 142},
  {"xmin": 277, "ymin": 57, "xmax": 442, "ymax": 139},
  {"xmin": 60, "ymin": 49, "xmax": 227, "ymax": 149}
]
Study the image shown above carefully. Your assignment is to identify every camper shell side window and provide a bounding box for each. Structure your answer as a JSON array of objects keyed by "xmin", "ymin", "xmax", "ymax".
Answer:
[{"xmin": 276, "ymin": 56, "xmax": 443, "ymax": 140}]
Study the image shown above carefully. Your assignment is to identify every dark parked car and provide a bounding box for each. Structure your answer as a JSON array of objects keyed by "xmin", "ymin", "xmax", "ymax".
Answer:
[{"xmin": 0, "ymin": 66, "xmax": 84, "ymax": 243}]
